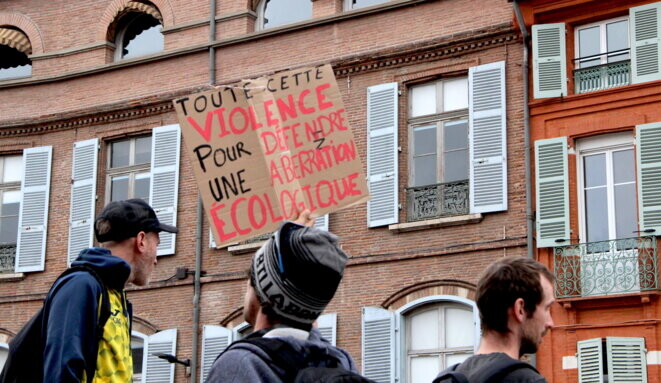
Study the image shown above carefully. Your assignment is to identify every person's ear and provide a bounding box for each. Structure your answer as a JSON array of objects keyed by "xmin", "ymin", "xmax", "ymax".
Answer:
[
  {"xmin": 135, "ymin": 231, "xmax": 147, "ymax": 253},
  {"xmin": 513, "ymin": 298, "xmax": 526, "ymax": 323}
]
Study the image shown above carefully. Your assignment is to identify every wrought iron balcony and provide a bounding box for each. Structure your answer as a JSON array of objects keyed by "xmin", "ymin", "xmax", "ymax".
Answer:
[
  {"xmin": 406, "ymin": 180, "xmax": 469, "ymax": 222},
  {"xmin": 0, "ymin": 243, "xmax": 16, "ymax": 273},
  {"xmin": 574, "ymin": 59, "xmax": 631, "ymax": 94},
  {"xmin": 554, "ymin": 236, "xmax": 658, "ymax": 298}
]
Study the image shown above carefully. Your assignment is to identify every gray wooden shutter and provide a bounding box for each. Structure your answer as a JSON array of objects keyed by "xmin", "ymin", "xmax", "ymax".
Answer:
[
  {"xmin": 535, "ymin": 137, "xmax": 570, "ymax": 247},
  {"xmin": 361, "ymin": 307, "xmax": 394, "ymax": 383},
  {"xmin": 200, "ymin": 325, "xmax": 232, "ymax": 383},
  {"xmin": 578, "ymin": 338, "xmax": 603, "ymax": 383},
  {"xmin": 317, "ymin": 313, "xmax": 337, "ymax": 346},
  {"xmin": 606, "ymin": 337, "xmax": 647, "ymax": 383},
  {"xmin": 68, "ymin": 139, "xmax": 98, "ymax": 265},
  {"xmin": 631, "ymin": 2, "xmax": 661, "ymax": 84},
  {"xmin": 150, "ymin": 124, "xmax": 181, "ymax": 256},
  {"xmin": 532, "ymin": 23, "xmax": 567, "ymax": 98},
  {"xmin": 469, "ymin": 60, "xmax": 507, "ymax": 213},
  {"xmin": 636, "ymin": 122, "xmax": 661, "ymax": 235},
  {"xmin": 144, "ymin": 329, "xmax": 177, "ymax": 383},
  {"xmin": 314, "ymin": 214, "xmax": 329, "ymax": 231},
  {"xmin": 367, "ymin": 83, "xmax": 398, "ymax": 228},
  {"xmin": 15, "ymin": 146, "xmax": 52, "ymax": 272}
]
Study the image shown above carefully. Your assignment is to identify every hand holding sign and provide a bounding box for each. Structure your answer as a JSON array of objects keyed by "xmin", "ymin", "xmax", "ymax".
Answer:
[{"xmin": 174, "ymin": 64, "xmax": 369, "ymax": 246}]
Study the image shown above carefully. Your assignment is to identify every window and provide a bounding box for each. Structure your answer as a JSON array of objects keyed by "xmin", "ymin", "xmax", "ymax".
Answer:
[
  {"xmin": 131, "ymin": 334, "xmax": 146, "ymax": 382},
  {"xmin": 132, "ymin": 329, "xmax": 177, "ymax": 382},
  {"xmin": 0, "ymin": 155, "xmax": 22, "ymax": 273},
  {"xmin": 405, "ymin": 304, "xmax": 473, "ymax": 383},
  {"xmin": 0, "ymin": 342, "xmax": 8, "ymax": 371},
  {"xmin": 112, "ymin": 2, "xmax": 164, "ymax": 60},
  {"xmin": 0, "ymin": 27, "xmax": 32, "ymax": 80},
  {"xmin": 575, "ymin": 17, "xmax": 630, "ymax": 69},
  {"xmin": 107, "ymin": 136, "xmax": 152, "ymax": 203},
  {"xmin": 257, "ymin": 0, "xmax": 312, "ymax": 30},
  {"xmin": 578, "ymin": 337, "xmax": 647, "ymax": 382},
  {"xmin": 345, "ymin": 0, "xmax": 389, "ymax": 10}
]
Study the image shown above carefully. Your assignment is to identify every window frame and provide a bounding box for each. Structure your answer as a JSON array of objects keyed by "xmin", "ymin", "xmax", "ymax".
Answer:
[
  {"xmin": 113, "ymin": 12, "xmax": 164, "ymax": 61},
  {"xmin": 131, "ymin": 330, "xmax": 148, "ymax": 383},
  {"xmin": 0, "ymin": 155, "xmax": 22, "ymax": 273},
  {"xmin": 344, "ymin": 0, "xmax": 390, "ymax": 11},
  {"xmin": 256, "ymin": 0, "xmax": 313, "ymax": 31},
  {"xmin": 574, "ymin": 16, "xmax": 630, "ymax": 68},
  {"xmin": 105, "ymin": 136, "xmax": 152, "ymax": 204},
  {"xmin": 576, "ymin": 132, "xmax": 637, "ymax": 243}
]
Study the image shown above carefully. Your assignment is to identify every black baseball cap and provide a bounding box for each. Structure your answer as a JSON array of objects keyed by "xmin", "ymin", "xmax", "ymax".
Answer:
[{"xmin": 94, "ymin": 199, "xmax": 178, "ymax": 242}]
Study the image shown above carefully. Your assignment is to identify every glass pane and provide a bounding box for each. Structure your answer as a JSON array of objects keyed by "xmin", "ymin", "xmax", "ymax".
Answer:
[
  {"xmin": 131, "ymin": 337, "xmax": 144, "ymax": 375},
  {"xmin": 264, "ymin": 0, "xmax": 312, "ymax": 28},
  {"xmin": 111, "ymin": 176, "xmax": 129, "ymax": 202},
  {"xmin": 410, "ymin": 356, "xmax": 440, "ymax": 383},
  {"xmin": 134, "ymin": 173, "xmax": 151, "ymax": 202},
  {"xmin": 615, "ymin": 183, "xmax": 637, "ymax": 239},
  {"xmin": 414, "ymin": 156, "xmax": 437, "ymax": 187},
  {"xmin": 443, "ymin": 78, "xmax": 468, "ymax": 112},
  {"xmin": 0, "ymin": 64, "xmax": 31, "ymax": 80},
  {"xmin": 446, "ymin": 353, "xmax": 472, "ymax": 368},
  {"xmin": 445, "ymin": 307, "xmax": 474, "ymax": 348},
  {"xmin": 579, "ymin": 26, "xmax": 601, "ymax": 60},
  {"xmin": 411, "ymin": 84, "xmax": 436, "ymax": 117},
  {"xmin": 607, "ymin": 20, "xmax": 629, "ymax": 53},
  {"xmin": 0, "ymin": 215, "xmax": 19, "ymax": 244},
  {"xmin": 351, "ymin": 0, "xmax": 389, "ymax": 9},
  {"xmin": 2, "ymin": 191, "xmax": 20, "ymax": 207},
  {"xmin": 583, "ymin": 154, "xmax": 606, "ymax": 188},
  {"xmin": 585, "ymin": 187, "xmax": 609, "ymax": 242},
  {"xmin": 444, "ymin": 120, "xmax": 468, "ymax": 151},
  {"xmin": 135, "ymin": 136, "xmax": 152, "ymax": 165},
  {"xmin": 444, "ymin": 150, "xmax": 469, "ymax": 183},
  {"xmin": 413, "ymin": 126, "xmax": 437, "ymax": 155},
  {"xmin": 3, "ymin": 156, "xmax": 22, "ymax": 183},
  {"xmin": 613, "ymin": 149, "xmax": 634, "ymax": 184},
  {"xmin": 410, "ymin": 309, "xmax": 439, "ymax": 350},
  {"xmin": 122, "ymin": 13, "xmax": 164, "ymax": 60},
  {"xmin": 111, "ymin": 141, "xmax": 130, "ymax": 168}
]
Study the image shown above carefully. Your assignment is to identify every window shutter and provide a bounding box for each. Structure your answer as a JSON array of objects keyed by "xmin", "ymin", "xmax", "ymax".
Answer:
[
  {"xmin": 606, "ymin": 337, "xmax": 647, "ymax": 383},
  {"xmin": 314, "ymin": 214, "xmax": 329, "ymax": 231},
  {"xmin": 200, "ymin": 325, "xmax": 232, "ymax": 383},
  {"xmin": 534, "ymin": 137, "xmax": 570, "ymax": 247},
  {"xmin": 469, "ymin": 60, "xmax": 507, "ymax": 213},
  {"xmin": 361, "ymin": 307, "xmax": 395, "ymax": 383},
  {"xmin": 532, "ymin": 23, "xmax": 567, "ymax": 98},
  {"xmin": 68, "ymin": 139, "xmax": 98, "ymax": 265},
  {"xmin": 15, "ymin": 146, "xmax": 52, "ymax": 272},
  {"xmin": 317, "ymin": 313, "xmax": 337, "ymax": 346},
  {"xmin": 367, "ymin": 83, "xmax": 398, "ymax": 228},
  {"xmin": 577, "ymin": 338, "xmax": 603, "ymax": 383},
  {"xmin": 209, "ymin": 229, "xmax": 218, "ymax": 249},
  {"xmin": 150, "ymin": 124, "xmax": 181, "ymax": 256},
  {"xmin": 144, "ymin": 329, "xmax": 177, "ymax": 383},
  {"xmin": 631, "ymin": 2, "xmax": 661, "ymax": 84},
  {"xmin": 636, "ymin": 122, "xmax": 661, "ymax": 235}
]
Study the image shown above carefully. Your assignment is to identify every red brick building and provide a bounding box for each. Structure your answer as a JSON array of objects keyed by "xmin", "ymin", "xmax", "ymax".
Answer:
[
  {"xmin": 0, "ymin": 1, "xmax": 526, "ymax": 382},
  {"xmin": 517, "ymin": 0, "xmax": 661, "ymax": 381}
]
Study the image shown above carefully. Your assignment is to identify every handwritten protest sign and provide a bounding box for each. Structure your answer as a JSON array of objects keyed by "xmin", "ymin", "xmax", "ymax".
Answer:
[{"xmin": 173, "ymin": 64, "xmax": 370, "ymax": 246}]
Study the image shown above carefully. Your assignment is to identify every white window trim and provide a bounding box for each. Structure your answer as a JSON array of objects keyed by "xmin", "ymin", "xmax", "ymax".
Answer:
[
  {"xmin": 0, "ymin": 156, "xmax": 21, "ymax": 247},
  {"xmin": 394, "ymin": 295, "xmax": 480, "ymax": 383},
  {"xmin": 131, "ymin": 330, "xmax": 149, "ymax": 383},
  {"xmin": 106, "ymin": 136, "xmax": 151, "ymax": 204},
  {"xmin": 576, "ymin": 132, "xmax": 635, "ymax": 243},
  {"xmin": 574, "ymin": 16, "xmax": 630, "ymax": 68}
]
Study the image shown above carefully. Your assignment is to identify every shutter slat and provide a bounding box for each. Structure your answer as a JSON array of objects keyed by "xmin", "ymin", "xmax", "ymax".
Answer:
[
  {"xmin": 631, "ymin": 3, "xmax": 661, "ymax": 84},
  {"xmin": 362, "ymin": 307, "xmax": 394, "ymax": 383},
  {"xmin": 68, "ymin": 139, "xmax": 98, "ymax": 264},
  {"xmin": 535, "ymin": 137, "xmax": 570, "ymax": 247},
  {"xmin": 150, "ymin": 125, "xmax": 181, "ymax": 256},
  {"xmin": 532, "ymin": 23, "xmax": 567, "ymax": 98},
  {"xmin": 607, "ymin": 337, "xmax": 647, "ymax": 383},
  {"xmin": 578, "ymin": 338, "xmax": 603, "ymax": 383},
  {"xmin": 317, "ymin": 313, "xmax": 337, "ymax": 346},
  {"xmin": 314, "ymin": 215, "xmax": 329, "ymax": 231},
  {"xmin": 201, "ymin": 325, "xmax": 232, "ymax": 383},
  {"xmin": 469, "ymin": 61, "xmax": 507, "ymax": 213},
  {"xmin": 367, "ymin": 83, "xmax": 398, "ymax": 228},
  {"xmin": 15, "ymin": 146, "xmax": 52, "ymax": 272},
  {"xmin": 637, "ymin": 122, "xmax": 661, "ymax": 234},
  {"xmin": 144, "ymin": 329, "xmax": 176, "ymax": 383}
]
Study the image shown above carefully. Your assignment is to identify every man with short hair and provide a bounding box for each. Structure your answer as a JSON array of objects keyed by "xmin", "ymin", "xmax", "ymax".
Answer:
[
  {"xmin": 435, "ymin": 256, "xmax": 555, "ymax": 383},
  {"xmin": 43, "ymin": 199, "xmax": 178, "ymax": 382},
  {"xmin": 207, "ymin": 211, "xmax": 360, "ymax": 382}
]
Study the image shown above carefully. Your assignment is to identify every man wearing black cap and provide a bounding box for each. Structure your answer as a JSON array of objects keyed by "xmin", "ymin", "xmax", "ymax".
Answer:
[
  {"xmin": 207, "ymin": 211, "xmax": 360, "ymax": 382},
  {"xmin": 42, "ymin": 199, "xmax": 178, "ymax": 382}
]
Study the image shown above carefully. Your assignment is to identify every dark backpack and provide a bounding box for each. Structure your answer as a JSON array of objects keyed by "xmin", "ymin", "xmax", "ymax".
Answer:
[
  {"xmin": 224, "ymin": 337, "xmax": 376, "ymax": 383},
  {"xmin": 0, "ymin": 265, "xmax": 111, "ymax": 383},
  {"xmin": 432, "ymin": 358, "xmax": 538, "ymax": 383}
]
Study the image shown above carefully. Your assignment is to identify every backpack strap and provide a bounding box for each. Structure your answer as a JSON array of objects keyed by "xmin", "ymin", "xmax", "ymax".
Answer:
[
  {"xmin": 469, "ymin": 357, "xmax": 538, "ymax": 383},
  {"xmin": 432, "ymin": 363, "xmax": 469, "ymax": 383}
]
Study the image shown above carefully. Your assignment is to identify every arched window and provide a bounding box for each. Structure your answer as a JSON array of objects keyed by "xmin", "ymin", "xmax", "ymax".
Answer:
[
  {"xmin": 345, "ymin": 0, "xmax": 389, "ymax": 10},
  {"xmin": 257, "ymin": 0, "xmax": 312, "ymax": 30},
  {"xmin": 0, "ymin": 342, "xmax": 9, "ymax": 374},
  {"xmin": 0, "ymin": 27, "xmax": 32, "ymax": 80},
  {"xmin": 111, "ymin": 1, "xmax": 164, "ymax": 60}
]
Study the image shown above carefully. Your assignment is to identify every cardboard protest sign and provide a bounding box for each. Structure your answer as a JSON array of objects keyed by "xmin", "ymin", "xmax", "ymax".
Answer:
[{"xmin": 173, "ymin": 64, "xmax": 370, "ymax": 246}]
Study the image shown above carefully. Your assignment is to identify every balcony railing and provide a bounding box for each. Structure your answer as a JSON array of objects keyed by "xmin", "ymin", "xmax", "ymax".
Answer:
[
  {"xmin": 554, "ymin": 236, "xmax": 657, "ymax": 298},
  {"xmin": 574, "ymin": 59, "xmax": 631, "ymax": 94},
  {"xmin": 406, "ymin": 180, "xmax": 469, "ymax": 222},
  {"xmin": 0, "ymin": 243, "xmax": 17, "ymax": 273}
]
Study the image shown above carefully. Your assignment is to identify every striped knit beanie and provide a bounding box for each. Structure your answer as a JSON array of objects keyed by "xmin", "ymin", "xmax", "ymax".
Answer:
[{"xmin": 250, "ymin": 221, "xmax": 348, "ymax": 326}]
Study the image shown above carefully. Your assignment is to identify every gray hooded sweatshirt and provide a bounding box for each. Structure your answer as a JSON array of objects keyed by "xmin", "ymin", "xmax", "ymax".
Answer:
[{"xmin": 206, "ymin": 327, "xmax": 357, "ymax": 382}]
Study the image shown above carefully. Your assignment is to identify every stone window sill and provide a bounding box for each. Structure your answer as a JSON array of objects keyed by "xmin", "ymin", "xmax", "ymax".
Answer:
[
  {"xmin": 227, "ymin": 241, "xmax": 267, "ymax": 255},
  {"xmin": 0, "ymin": 272, "xmax": 25, "ymax": 282},
  {"xmin": 388, "ymin": 213, "xmax": 483, "ymax": 233}
]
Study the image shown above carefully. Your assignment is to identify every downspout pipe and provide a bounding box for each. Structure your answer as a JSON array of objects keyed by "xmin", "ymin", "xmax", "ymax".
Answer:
[
  {"xmin": 191, "ymin": 2, "xmax": 216, "ymax": 382},
  {"xmin": 513, "ymin": 0, "xmax": 535, "ymax": 258}
]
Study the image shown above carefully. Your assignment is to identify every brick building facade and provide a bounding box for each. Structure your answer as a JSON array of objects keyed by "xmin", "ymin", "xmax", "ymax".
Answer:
[{"xmin": 0, "ymin": 0, "xmax": 526, "ymax": 382}]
